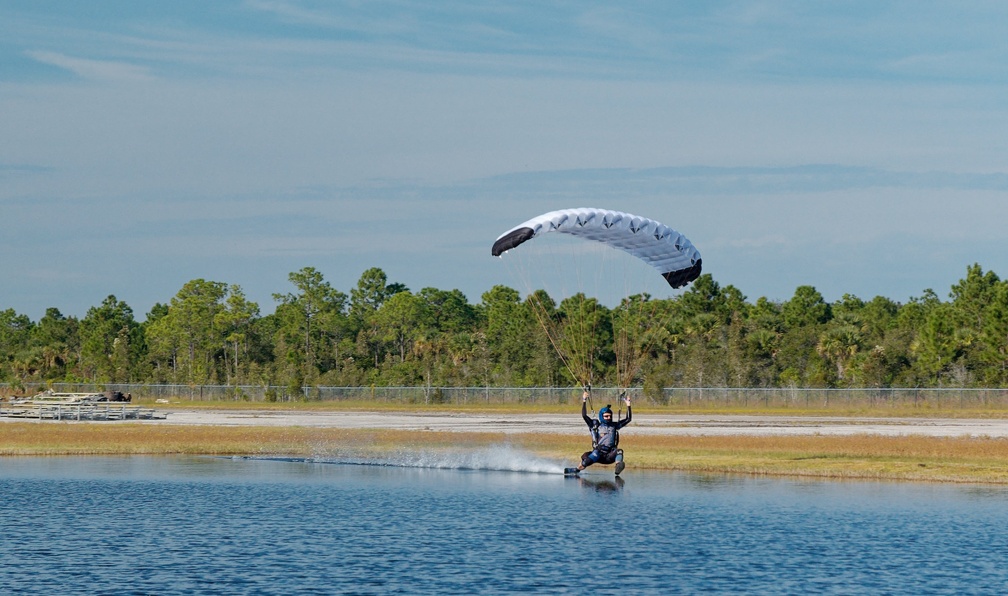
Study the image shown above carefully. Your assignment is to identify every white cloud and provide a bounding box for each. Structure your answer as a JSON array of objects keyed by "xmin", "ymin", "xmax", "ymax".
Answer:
[
  {"xmin": 720, "ymin": 235, "xmax": 790, "ymax": 250},
  {"xmin": 25, "ymin": 50, "xmax": 154, "ymax": 82},
  {"xmin": 244, "ymin": 0, "xmax": 359, "ymax": 30}
]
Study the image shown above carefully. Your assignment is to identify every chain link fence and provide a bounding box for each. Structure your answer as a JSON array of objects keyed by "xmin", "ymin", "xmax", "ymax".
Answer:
[{"xmin": 4, "ymin": 383, "xmax": 1008, "ymax": 408}]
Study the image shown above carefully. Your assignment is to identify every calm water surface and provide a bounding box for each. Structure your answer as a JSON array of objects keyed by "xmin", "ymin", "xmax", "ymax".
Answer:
[{"xmin": 2, "ymin": 455, "xmax": 1007, "ymax": 594}]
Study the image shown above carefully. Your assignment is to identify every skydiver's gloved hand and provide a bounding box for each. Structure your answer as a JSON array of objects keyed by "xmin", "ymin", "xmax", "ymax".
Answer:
[
  {"xmin": 582, "ymin": 391, "xmax": 589, "ymax": 403},
  {"xmin": 624, "ymin": 395, "xmax": 631, "ymax": 407}
]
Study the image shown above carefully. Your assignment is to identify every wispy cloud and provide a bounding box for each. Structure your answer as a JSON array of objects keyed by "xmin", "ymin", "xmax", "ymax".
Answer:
[
  {"xmin": 25, "ymin": 50, "xmax": 154, "ymax": 82},
  {"xmin": 720, "ymin": 235, "xmax": 790, "ymax": 250},
  {"xmin": 474, "ymin": 165, "xmax": 1008, "ymax": 196},
  {"xmin": 0, "ymin": 163, "xmax": 51, "ymax": 176},
  {"xmin": 244, "ymin": 0, "xmax": 355, "ymax": 30}
]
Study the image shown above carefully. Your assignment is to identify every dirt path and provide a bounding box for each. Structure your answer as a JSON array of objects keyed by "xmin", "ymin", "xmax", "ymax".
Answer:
[{"xmin": 156, "ymin": 410, "xmax": 1008, "ymax": 438}]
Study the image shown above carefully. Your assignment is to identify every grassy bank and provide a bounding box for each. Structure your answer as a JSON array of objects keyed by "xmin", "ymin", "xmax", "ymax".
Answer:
[
  {"xmin": 142, "ymin": 398, "xmax": 1008, "ymax": 419},
  {"xmin": 3, "ymin": 421, "xmax": 1008, "ymax": 484}
]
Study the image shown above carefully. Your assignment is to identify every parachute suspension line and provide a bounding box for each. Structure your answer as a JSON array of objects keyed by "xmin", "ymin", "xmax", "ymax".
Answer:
[
  {"xmin": 571, "ymin": 292, "xmax": 601, "ymax": 391},
  {"xmin": 611, "ymin": 264, "xmax": 655, "ymax": 392},
  {"xmin": 553, "ymin": 238, "xmax": 604, "ymax": 390},
  {"xmin": 585, "ymin": 243, "xmax": 607, "ymax": 391},
  {"xmin": 617, "ymin": 294, "xmax": 654, "ymax": 390},
  {"xmin": 562, "ymin": 246, "xmax": 593, "ymax": 389},
  {"xmin": 501, "ymin": 241, "xmax": 591, "ymax": 389},
  {"xmin": 612, "ymin": 277, "xmax": 634, "ymax": 391},
  {"xmin": 556, "ymin": 240, "xmax": 596, "ymax": 389},
  {"xmin": 609, "ymin": 238, "xmax": 650, "ymax": 393},
  {"xmin": 492, "ymin": 207, "xmax": 703, "ymax": 396},
  {"xmin": 525, "ymin": 288, "xmax": 587, "ymax": 390},
  {"xmin": 615, "ymin": 322, "xmax": 634, "ymax": 390},
  {"xmin": 613, "ymin": 256, "xmax": 632, "ymax": 392}
]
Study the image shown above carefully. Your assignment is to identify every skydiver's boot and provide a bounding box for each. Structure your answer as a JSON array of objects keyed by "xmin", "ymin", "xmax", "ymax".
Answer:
[{"xmin": 614, "ymin": 451, "xmax": 625, "ymax": 476}]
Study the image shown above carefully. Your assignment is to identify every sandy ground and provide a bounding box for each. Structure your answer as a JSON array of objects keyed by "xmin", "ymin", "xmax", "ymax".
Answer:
[{"xmin": 150, "ymin": 409, "xmax": 1008, "ymax": 438}]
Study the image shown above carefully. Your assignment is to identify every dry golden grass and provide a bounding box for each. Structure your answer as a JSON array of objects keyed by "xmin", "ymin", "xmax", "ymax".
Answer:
[
  {"xmin": 145, "ymin": 398, "xmax": 1008, "ymax": 419},
  {"xmin": 4, "ymin": 421, "xmax": 1008, "ymax": 484},
  {"xmin": 613, "ymin": 434, "xmax": 1008, "ymax": 484}
]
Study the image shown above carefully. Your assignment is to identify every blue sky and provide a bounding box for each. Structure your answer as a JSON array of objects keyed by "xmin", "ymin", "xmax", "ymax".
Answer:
[{"xmin": 3, "ymin": 1, "xmax": 1008, "ymax": 320}]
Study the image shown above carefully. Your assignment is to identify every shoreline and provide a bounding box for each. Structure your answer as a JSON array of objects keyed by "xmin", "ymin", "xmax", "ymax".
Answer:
[
  {"xmin": 150, "ymin": 409, "xmax": 1008, "ymax": 438},
  {"xmin": 6, "ymin": 409, "xmax": 1008, "ymax": 484}
]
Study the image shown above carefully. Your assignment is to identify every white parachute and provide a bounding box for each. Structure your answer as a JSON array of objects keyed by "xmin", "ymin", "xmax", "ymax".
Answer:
[
  {"xmin": 492, "ymin": 208, "xmax": 701, "ymax": 288},
  {"xmin": 492, "ymin": 207, "xmax": 702, "ymax": 391}
]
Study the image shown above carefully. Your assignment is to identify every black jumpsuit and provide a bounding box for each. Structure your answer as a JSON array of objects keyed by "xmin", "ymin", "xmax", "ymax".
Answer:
[{"xmin": 580, "ymin": 401, "xmax": 631, "ymax": 468}]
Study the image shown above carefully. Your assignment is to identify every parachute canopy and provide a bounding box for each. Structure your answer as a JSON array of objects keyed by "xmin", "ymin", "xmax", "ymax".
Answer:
[{"xmin": 491, "ymin": 208, "xmax": 702, "ymax": 288}]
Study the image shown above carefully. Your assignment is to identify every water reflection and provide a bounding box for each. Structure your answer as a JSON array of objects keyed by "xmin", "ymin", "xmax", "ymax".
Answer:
[
  {"xmin": 577, "ymin": 475, "xmax": 624, "ymax": 493},
  {"xmin": 682, "ymin": 472, "xmax": 750, "ymax": 490}
]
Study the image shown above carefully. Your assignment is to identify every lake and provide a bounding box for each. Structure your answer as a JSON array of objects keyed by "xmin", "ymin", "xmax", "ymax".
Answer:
[{"xmin": 2, "ymin": 455, "xmax": 1007, "ymax": 594}]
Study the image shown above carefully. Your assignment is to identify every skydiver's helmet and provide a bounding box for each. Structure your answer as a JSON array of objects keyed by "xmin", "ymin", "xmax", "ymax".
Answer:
[{"xmin": 598, "ymin": 405, "xmax": 613, "ymax": 424}]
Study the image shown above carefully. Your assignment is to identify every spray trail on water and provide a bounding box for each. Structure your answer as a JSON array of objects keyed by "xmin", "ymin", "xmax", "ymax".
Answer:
[
  {"xmin": 368, "ymin": 444, "xmax": 566, "ymax": 474},
  {"xmin": 265, "ymin": 443, "xmax": 570, "ymax": 475}
]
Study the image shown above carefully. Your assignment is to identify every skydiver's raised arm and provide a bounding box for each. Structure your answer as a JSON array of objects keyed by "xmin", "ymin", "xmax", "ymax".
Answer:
[
  {"xmin": 616, "ymin": 395, "xmax": 632, "ymax": 428},
  {"xmin": 581, "ymin": 391, "xmax": 593, "ymax": 426}
]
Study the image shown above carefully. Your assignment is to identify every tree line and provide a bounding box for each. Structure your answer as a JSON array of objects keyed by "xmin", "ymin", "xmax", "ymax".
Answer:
[{"xmin": 2, "ymin": 264, "xmax": 1007, "ymax": 397}]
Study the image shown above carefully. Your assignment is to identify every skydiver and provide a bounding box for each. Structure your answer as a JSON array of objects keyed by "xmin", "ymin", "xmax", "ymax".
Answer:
[{"xmin": 575, "ymin": 390, "xmax": 632, "ymax": 475}]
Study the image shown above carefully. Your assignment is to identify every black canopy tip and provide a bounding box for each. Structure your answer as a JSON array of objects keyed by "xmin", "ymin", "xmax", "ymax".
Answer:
[
  {"xmin": 491, "ymin": 227, "xmax": 536, "ymax": 257},
  {"xmin": 662, "ymin": 259, "xmax": 702, "ymax": 289}
]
